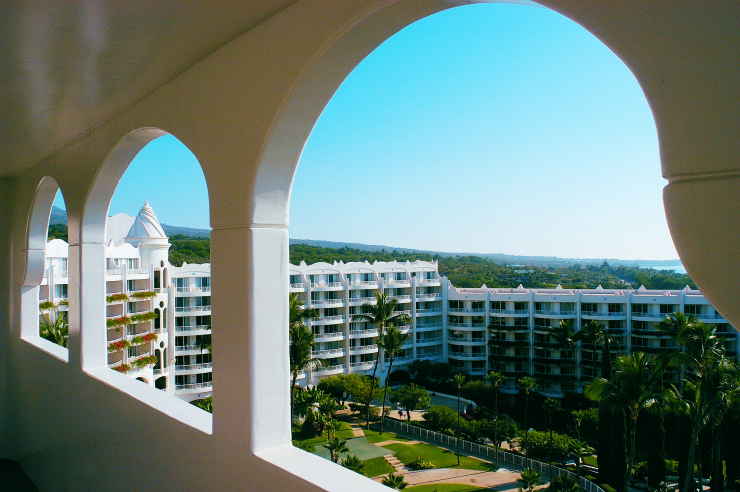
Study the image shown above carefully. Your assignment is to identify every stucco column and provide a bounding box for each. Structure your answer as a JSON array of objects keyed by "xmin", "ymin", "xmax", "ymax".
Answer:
[{"xmin": 210, "ymin": 225, "xmax": 290, "ymax": 453}]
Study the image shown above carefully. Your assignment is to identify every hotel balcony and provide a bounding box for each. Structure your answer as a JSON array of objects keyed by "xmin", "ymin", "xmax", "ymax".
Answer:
[
  {"xmin": 383, "ymin": 278, "xmax": 411, "ymax": 287},
  {"xmin": 490, "ymin": 309, "xmax": 529, "ymax": 317},
  {"xmin": 448, "ymin": 336, "xmax": 486, "ymax": 346},
  {"xmin": 416, "ymin": 337, "xmax": 442, "ymax": 347},
  {"xmin": 448, "ymin": 323, "xmax": 486, "ymax": 331},
  {"xmin": 175, "ymin": 363, "xmax": 213, "ymax": 375},
  {"xmin": 175, "ymin": 381, "xmax": 213, "ymax": 395},
  {"xmin": 310, "ymin": 315, "xmax": 345, "ymax": 326},
  {"xmin": 416, "ymin": 351, "xmax": 443, "ymax": 361},
  {"xmin": 581, "ymin": 310, "xmax": 626, "ymax": 320},
  {"xmin": 416, "ymin": 323, "xmax": 443, "ymax": 331},
  {"xmin": 416, "ymin": 293, "xmax": 441, "ymax": 301},
  {"xmin": 489, "ymin": 338, "xmax": 530, "ymax": 348},
  {"xmin": 349, "ymin": 361, "xmax": 374, "ymax": 371},
  {"xmin": 310, "ymin": 298, "xmax": 344, "ymax": 308},
  {"xmin": 416, "ymin": 277, "xmax": 441, "ymax": 286},
  {"xmin": 314, "ymin": 331, "xmax": 344, "ymax": 342},
  {"xmin": 349, "ymin": 328, "xmax": 378, "ymax": 338},
  {"xmin": 489, "ymin": 323, "xmax": 529, "ymax": 331},
  {"xmin": 289, "ymin": 282, "xmax": 306, "ymax": 292},
  {"xmin": 314, "ymin": 364, "xmax": 345, "ymax": 376},
  {"xmin": 174, "ymin": 305, "xmax": 211, "ymax": 314},
  {"xmin": 534, "ymin": 309, "xmax": 577, "ymax": 319},
  {"xmin": 448, "ymin": 308, "xmax": 486, "ymax": 315},
  {"xmin": 174, "ymin": 324, "xmax": 211, "ymax": 335},
  {"xmin": 349, "ymin": 280, "xmax": 379, "ymax": 289},
  {"xmin": 631, "ymin": 312, "xmax": 670, "ymax": 321},
  {"xmin": 391, "ymin": 295, "xmax": 412, "ymax": 303},
  {"xmin": 448, "ymin": 351, "xmax": 486, "ymax": 360},
  {"xmin": 310, "ymin": 281, "xmax": 344, "ymax": 291},
  {"xmin": 349, "ymin": 296, "xmax": 376, "ymax": 305},
  {"xmin": 349, "ymin": 344, "xmax": 377, "ymax": 355},
  {"xmin": 175, "ymin": 286, "xmax": 211, "ymax": 296},
  {"xmin": 416, "ymin": 308, "xmax": 443, "ymax": 316},
  {"xmin": 175, "ymin": 345, "xmax": 202, "ymax": 354},
  {"xmin": 312, "ymin": 347, "xmax": 345, "ymax": 358}
]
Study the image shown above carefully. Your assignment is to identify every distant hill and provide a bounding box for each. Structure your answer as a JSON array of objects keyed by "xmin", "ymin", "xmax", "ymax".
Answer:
[
  {"xmin": 46, "ymin": 206, "xmax": 681, "ymax": 267},
  {"xmin": 161, "ymin": 224, "xmax": 211, "ymax": 238}
]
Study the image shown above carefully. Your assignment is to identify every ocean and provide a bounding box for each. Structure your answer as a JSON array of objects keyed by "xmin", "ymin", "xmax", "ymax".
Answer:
[{"xmin": 640, "ymin": 264, "xmax": 687, "ymax": 275}]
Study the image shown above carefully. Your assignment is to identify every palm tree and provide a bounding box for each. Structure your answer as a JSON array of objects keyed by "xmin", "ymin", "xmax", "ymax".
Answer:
[
  {"xmin": 548, "ymin": 320, "xmax": 576, "ymax": 398},
  {"xmin": 378, "ymin": 325, "xmax": 410, "ymax": 435},
  {"xmin": 452, "ymin": 373, "xmax": 466, "ymax": 466},
  {"xmin": 518, "ymin": 376, "xmax": 537, "ymax": 457},
  {"xmin": 352, "ymin": 292, "xmax": 411, "ymax": 429},
  {"xmin": 576, "ymin": 319, "xmax": 606, "ymax": 377},
  {"xmin": 658, "ymin": 311, "xmax": 698, "ymax": 390},
  {"xmin": 382, "ymin": 472, "xmax": 408, "ymax": 490},
  {"xmin": 340, "ymin": 454, "xmax": 365, "ymax": 474},
  {"xmin": 517, "ymin": 467, "xmax": 544, "ymax": 492},
  {"xmin": 543, "ymin": 398, "xmax": 561, "ymax": 479},
  {"xmin": 660, "ymin": 322, "xmax": 734, "ymax": 492},
  {"xmin": 326, "ymin": 419, "xmax": 342, "ymax": 441},
  {"xmin": 289, "ymin": 293, "xmax": 322, "ymax": 423},
  {"xmin": 568, "ymin": 439, "xmax": 594, "ymax": 479},
  {"xmin": 585, "ymin": 353, "xmax": 671, "ymax": 492},
  {"xmin": 487, "ymin": 370, "xmax": 507, "ymax": 469},
  {"xmin": 196, "ymin": 324, "xmax": 212, "ymax": 354},
  {"xmin": 323, "ymin": 437, "xmax": 349, "ymax": 463},
  {"xmin": 548, "ymin": 474, "xmax": 580, "ymax": 492}
]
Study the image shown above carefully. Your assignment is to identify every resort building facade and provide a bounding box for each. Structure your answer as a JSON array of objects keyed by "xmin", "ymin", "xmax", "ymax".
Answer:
[{"xmin": 41, "ymin": 203, "xmax": 739, "ymax": 403}]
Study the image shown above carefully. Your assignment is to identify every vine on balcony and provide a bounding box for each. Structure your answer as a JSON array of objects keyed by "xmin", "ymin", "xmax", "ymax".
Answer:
[
  {"xmin": 130, "ymin": 355, "xmax": 158, "ymax": 369},
  {"xmin": 107, "ymin": 340, "xmax": 131, "ymax": 352},
  {"xmin": 130, "ymin": 311, "xmax": 157, "ymax": 324},
  {"xmin": 107, "ymin": 316, "xmax": 131, "ymax": 328},
  {"xmin": 112, "ymin": 363, "xmax": 131, "ymax": 374},
  {"xmin": 130, "ymin": 291, "xmax": 156, "ymax": 300},
  {"xmin": 130, "ymin": 333, "xmax": 158, "ymax": 345},
  {"xmin": 39, "ymin": 301, "xmax": 57, "ymax": 311},
  {"xmin": 106, "ymin": 293, "xmax": 129, "ymax": 304}
]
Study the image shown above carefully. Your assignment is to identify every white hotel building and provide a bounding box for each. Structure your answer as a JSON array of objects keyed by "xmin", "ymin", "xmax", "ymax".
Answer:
[{"xmin": 42, "ymin": 203, "xmax": 740, "ymax": 402}]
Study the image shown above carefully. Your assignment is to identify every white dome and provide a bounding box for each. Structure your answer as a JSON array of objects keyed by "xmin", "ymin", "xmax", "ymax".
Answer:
[{"xmin": 126, "ymin": 201, "xmax": 166, "ymax": 239}]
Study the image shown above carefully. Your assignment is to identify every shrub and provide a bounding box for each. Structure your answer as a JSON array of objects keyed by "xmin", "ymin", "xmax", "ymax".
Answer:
[
  {"xmin": 407, "ymin": 457, "xmax": 435, "ymax": 470},
  {"xmin": 632, "ymin": 461, "xmax": 648, "ymax": 479},
  {"xmin": 130, "ymin": 291, "xmax": 156, "ymax": 300},
  {"xmin": 39, "ymin": 301, "xmax": 57, "ymax": 311},
  {"xmin": 106, "ymin": 293, "xmax": 129, "ymax": 304},
  {"xmin": 293, "ymin": 440, "xmax": 315, "ymax": 453}
]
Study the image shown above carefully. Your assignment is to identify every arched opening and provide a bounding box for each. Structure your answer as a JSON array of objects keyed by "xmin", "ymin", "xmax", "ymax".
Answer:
[
  {"xmin": 155, "ymin": 376, "xmax": 168, "ymax": 390},
  {"xmin": 23, "ymin": 177, "xmax": 70, "ymax": 361},
  {"xmin": 83, "ymin": 129, "xmax": 211, "ymax": 419}
]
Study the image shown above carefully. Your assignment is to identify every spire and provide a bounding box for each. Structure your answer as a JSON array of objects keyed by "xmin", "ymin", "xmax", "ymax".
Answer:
[{"xmin": 126, "ymin": 201, "xmax": 167, "ymax": 239}]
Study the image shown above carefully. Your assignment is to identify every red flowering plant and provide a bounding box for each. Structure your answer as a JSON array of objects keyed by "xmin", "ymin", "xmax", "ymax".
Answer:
[{"xmin": 107, "ymin": 340, "xmax": 131, "ymax": 352}]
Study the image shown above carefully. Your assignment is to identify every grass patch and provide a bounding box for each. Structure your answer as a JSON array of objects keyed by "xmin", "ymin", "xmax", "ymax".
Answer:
[
  {"xmin": 582, "ymin": 456, "xmax": 598, "ymax": 467},
  {"xmin": 362, "ymin": 456, "xmax": 396, "ymax": 477},
  {"xmin": 292, "ymin": 421, "xmax": 355, "ymax": 448},
  {"xmin": 407, "ymin": 485, "xmax": 486, "ymax": 492},
  {"xmin": 382, "ymin": 443, "xmax": 494, "ymax": 472},
  {"xmin": 363, "ymin": 429, "xmax": 411, "ymax": 444}
]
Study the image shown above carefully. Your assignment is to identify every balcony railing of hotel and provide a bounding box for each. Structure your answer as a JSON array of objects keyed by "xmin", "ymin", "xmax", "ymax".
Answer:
[
  {"xmin": 349, "ymin": 296, "xmax": 376, "ymax": 304},
  {"xmin": 448, "ymin": 323, "xmax": 487, "ymax": 329},
  {"xmin": 391, "ymin": 295, "xmax": 412, "ymax": 302},
  {"xmin": 176, "ymin": 382, "xmax": 213, "ymax": 391},
  {"xmin": 312, "ymin": 348, "xmax": 345, "ymax": 357},
  {"xmin": 315, "ymin": 332, "xmax": 343, "ymax": 341},
  {"xmin": 312, "ymin": 315, "xmax": 344, "ymax": 323},
  {"xmin": 175, "ymin": 286, "xmax": 211, "ymax": 293},
  {"xmin": 416, "ymin": 323, "xmax": 443, "ymax": 330},
  {"xmin": 490, "ymin": 309, "xmax": 529, "ymax": 315},
  {"xmin": 176, "ymin": 363, "xmax": 213, "ymax": 371},
  {"xmin": 390, "ymin": 355, "xmax": 414, "ymax": 363},
  {"xmin": 582, "ymin": 311, "xmax": 625, "ymax": 317},
  {"xmin": 349, "ymin": 361, "xmax": 374, "ymax": 369},
  {"xmin": 315, "ymin": 364, "xmax": 345, "ymax": 374},
  {"xmin": 175, "ymin": 305, "xmax": 211, "ymax": 313},
  {"xmin": 311, "ymin": 298, "xmax": 343, "ymax": 306},
  {"xmin": 153, "ymin": 367, "xmax": 167, "ymax": 375},
  {"xmin": 175, "ymin": 324, "xmax": 210, "ymax": 333},
  {"xmin": 175, "ymin": 345, "xmax": 199, "ymax": 352},
  {"xmin": 416, "ymin": 308, "xmax": 443, "ymax": 314},
  {"xmin": 448, "ymin": 336, "xmax": 486, "ymax": 344},
  {"xmin": 416, "ymin": 293, "xmax": 441, "ymax": 301},
  {"xmin": 384, "ymin": 279, "xmax": 410, "ymax": 285},
  {"xmin": 349, "ymin": 344, "xmax": 377, "ymax": 353},
  {"xmin": 448, "ymin": 308, "xmax": 486, "ymax": 313},
  {"xmin": 448, "ymin": 352, "xmax": 486, "ymax": 360},
  {"xmin": 290, "ymin": 282, "xmax": 305, "ymax": 289},
  {"xmin": 416, "ymin": 277, "xmax": 440, "ymax": 284},
  {"xmin": 417, "ymin": 351, "xmax": 443, "ymax": 359},
  {"xmin": 349, "ymin": 328, "xmax": 378, "ymax": 337},
  {"xmin": 416, "ymin": 337, "xmax": 442, "ymax": 345},
  {"xmin": 310, "ymin": 282, "xmax": 343, "ymax": 288}
]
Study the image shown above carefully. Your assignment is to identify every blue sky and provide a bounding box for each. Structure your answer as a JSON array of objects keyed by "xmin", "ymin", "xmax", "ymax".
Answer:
[{"xmin": 55, "ymin": 3, "xmax": 677, "ymax": 261}]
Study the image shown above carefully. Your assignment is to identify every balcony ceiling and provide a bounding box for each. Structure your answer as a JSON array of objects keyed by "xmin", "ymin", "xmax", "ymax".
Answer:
[{"xmin": 0, "ymin": 1, "xmax": 297, "ymax": 177}]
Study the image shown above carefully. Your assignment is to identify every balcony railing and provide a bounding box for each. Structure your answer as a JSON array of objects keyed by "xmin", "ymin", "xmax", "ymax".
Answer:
[
  {"xmin": 416, "ymin": 277, "xmax": 440, "ymax": 284},
  {"xmin": 315, "ymin": 332, "xmax": 344, "ymax": 341},
  {"xmin": 176, "ymin": 363, "xmax": 213, "ymax": 371},
  {"xmin": 349, "ymin": 328, "xmax": 378, "ymax": 337},
  {"xmin": 310, "ymin": 282, "xmax": 343, "ymax": 288},
  {"xmin": 175, "ymin": 305, "xmax": 211, "ymax": 313},
  {"xmin": 416, "ymin": 308, "xmax": 442, "ymax": 314},
  {"xmin": 349, "ymin": 361, "xmax": 374, "ymax": 369},
  {"xmin": 175, "ymin": 345, "xmax": 199, "ymax": 352},
  {"xmin": 175, "ymin": 324, "xmax": 210, "ymax": 333},
  {"xmin": 176, "ymin": 382, "xmax": 213, "ymax": 391},
  {"xmin": 312, "ymin": 348, "xmax": 345, "ymax": 357},
  {"xmin": 416, "ymin": 337, "xmax": 442, "ymax": 345},
  {"xmin": 349, "ymin": 344, "xmax": 377, "ymax": 353}
]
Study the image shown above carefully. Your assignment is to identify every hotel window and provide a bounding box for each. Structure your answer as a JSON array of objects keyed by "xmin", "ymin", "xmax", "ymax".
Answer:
[
  {"xmin": 582, "ymin": 303, "xmax": 597, "ymax": 314},
  {"xmin": 632, "ymin": 304, "xmax": 648, "ymax": 316},
  {"xmin": 684, "ymin": 304, "xmax": 701, "ymax": 316},
  {"xmin": 514, "ymin": 302, "xmax": 528, "ymax": 313},
  {"xmin": 659, "ymin": 304, "xmax": 676, "ymax": 316},
  {"xmin": 608, "ymin": 303, "xmax": 624, "ymax": 313},
  {"xmin": 449, "ymin": 300, "xmax": 463, "ymax": 311},
  {"xmin": 54, "ymin": 284, "xmax": 68, "ymax": 300},
  {"xmin": 126, "ymin": 258, "xmax": 138, "ymax": 269},
  {"xmin": 490, "ymin": 301, "xmax": 505, "ymax": 312}
]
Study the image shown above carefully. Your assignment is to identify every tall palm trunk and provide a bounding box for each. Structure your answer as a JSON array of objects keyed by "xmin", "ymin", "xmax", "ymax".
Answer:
[
  {"xmin": 494, "ymin": 389, "xmax": 499, "ymax": 469},
  {"xmin": 683, "ymin": 406, "xmax": 705, "ymax": 492},
  {"xmin": 379, "ymin": 354, "xmax": 394, "ymax": 435},
  {"xmin": 366, "ymin": 347, "xmax": 381, "ymax": 430},
  {"xmin": 710, "ymin": 425, "xmax": 722, "ymax": 492},
  {"xmin": 625, "ymin": 415, "xmax": 637, "ymax": 492}
]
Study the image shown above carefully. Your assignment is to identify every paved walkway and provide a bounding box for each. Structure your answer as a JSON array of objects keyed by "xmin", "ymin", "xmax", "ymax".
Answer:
[{"xmin": 372, "ymin": 466, "xmax": 523, "ymax": 490}]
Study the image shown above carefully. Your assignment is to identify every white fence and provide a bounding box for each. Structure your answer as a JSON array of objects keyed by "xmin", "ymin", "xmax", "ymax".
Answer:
[{"xmin": 382, "ymin": 418, "xmax": 605, "ymax": 492}]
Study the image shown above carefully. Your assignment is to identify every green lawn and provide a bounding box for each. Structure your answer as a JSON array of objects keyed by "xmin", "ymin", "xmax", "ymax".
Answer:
[
  {"xmin": 407, "ymin": 485, "xmax": 486, "ymax": 492},
  {"xmin": 582, "ymin": 456, "xmax": 598, "ymax": 467},
  {"xmin": 292, "ymin": 421, "xmax": 354, "ymax": 448},
  {"xmin": 382, "ymin": 443, "xmax": 495, "ymax": 472},
  {"xmin": 362, "ymin": 456, "xmax": 396, "ymax": 477},
  {"xmin": 363, "ymin": 429, "xmax": 411, "ymax": 444}
]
